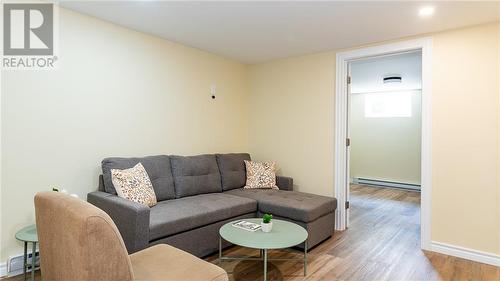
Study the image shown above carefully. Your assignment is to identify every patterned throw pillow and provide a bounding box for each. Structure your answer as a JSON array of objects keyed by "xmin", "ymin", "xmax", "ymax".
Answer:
[
  {"xmin": 111, "ymin": 163, "xmax": 157, "ymax": 207},
  {"xmin": 244, "ymin": 160, "xmax": 279, "ymax": 189}
]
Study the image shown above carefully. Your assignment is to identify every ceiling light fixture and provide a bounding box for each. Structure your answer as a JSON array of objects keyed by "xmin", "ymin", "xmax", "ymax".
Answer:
[
  {"xmin": 383, "ymin": 75, "xmax": 402, "ymax": 84},
  {"xmin": 419, "ymin": 6, "xmax": 435, "ymax": 17}
]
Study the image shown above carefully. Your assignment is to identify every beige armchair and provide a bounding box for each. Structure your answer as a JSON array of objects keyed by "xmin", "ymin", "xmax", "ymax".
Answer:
[{"xmin": 34, "ymin": 192, "xmax": 228, "ymax": 281}]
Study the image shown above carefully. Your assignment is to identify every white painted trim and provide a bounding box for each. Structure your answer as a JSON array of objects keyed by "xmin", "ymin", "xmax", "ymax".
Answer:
[
  {"xmin": 334, "ymin": 38, "xmax": 433, "ymax": 251},
  {"xmin": 334, "ymin": 50, "xmax": 349, "ymax": 231},
  {"xmin": 420, "ymin": 38, "xmax": 433, "ymax": 251},
  {"xmin": 0, "ymin": 262, "xmax": 7, "ymax": 278},
  {"xmin": 430, "ymin": 241, "xmax": 500, "ymax": 267},
  {"xmin": 0, "ymin": 42, "xmax": 3, "ymax": 281}
]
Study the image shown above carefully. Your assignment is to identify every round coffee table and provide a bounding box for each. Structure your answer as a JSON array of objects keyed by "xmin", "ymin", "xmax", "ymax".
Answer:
[{"xmin": 219, "ymin": 218, "xmax": 308, "ymax": 281}]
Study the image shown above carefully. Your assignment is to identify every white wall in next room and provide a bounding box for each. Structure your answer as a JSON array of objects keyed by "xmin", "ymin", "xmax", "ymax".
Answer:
[{"xmin": 349, "ymin": 52, "xmax": 422, "ymax": 186}]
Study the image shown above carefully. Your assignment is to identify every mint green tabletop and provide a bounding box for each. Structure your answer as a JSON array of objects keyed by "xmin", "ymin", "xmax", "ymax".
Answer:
[
  {"xmin": 220, "ymin": 218, "xmax": 308, "ymax": 250},
  {"xmin": 15, "ymin": 224, "xmax": 38, "ymax": 242}
]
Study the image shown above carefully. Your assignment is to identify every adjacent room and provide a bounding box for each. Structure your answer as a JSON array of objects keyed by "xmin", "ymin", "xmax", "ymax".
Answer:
[
  {"xmin": 349, "ymin": 51, "xmax": 422, "ymax": 191},
  {"xmin": 1, "ymin": 1, "xmax": 499, "ymax": 281},
  {"xmin": 344, "ymin": 52, "xmax": 423, "ymax": 274}
]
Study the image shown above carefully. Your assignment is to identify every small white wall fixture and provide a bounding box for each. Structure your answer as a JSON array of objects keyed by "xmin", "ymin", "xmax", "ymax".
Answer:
[{"xmin": 334, "ymin": 38, "xmax": 433, "ymax": 251}]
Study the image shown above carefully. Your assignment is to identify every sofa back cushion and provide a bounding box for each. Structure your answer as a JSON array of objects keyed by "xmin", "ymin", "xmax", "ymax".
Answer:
[
  {"xmin": 101, "ymin": 155, "xmax": 175, "ymax": 201},
  {"xmin": 170, "ymin": 154, "xmax": 222, "ymax": 198},
  {"xmin": 216, "ymin": 153, "xmax": 251, "ymax": 191}
]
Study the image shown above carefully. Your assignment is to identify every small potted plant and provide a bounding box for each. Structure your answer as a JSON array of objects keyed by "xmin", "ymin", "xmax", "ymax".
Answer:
[{"xmin": 261, "ymin": 214, "xmax": 273, "ymax": 232}]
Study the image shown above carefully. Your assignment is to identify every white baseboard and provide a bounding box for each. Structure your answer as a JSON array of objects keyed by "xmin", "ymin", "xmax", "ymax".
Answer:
[
  {"xmin": 430, "ymin": 241, "xmax": 500, "ymax": 267},
  {"xmin": 0, "ymin": 262, "xmax": 7, "ymax": 278}
]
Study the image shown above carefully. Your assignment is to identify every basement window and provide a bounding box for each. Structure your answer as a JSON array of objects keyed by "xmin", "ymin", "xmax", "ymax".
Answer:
[{"xmin": 364, "ymin": 92, "xmax": 412, "ymax": 118}]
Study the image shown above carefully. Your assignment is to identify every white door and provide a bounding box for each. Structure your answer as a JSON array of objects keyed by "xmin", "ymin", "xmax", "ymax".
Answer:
[{"xmin": 346, "ymin": 63, "xmax": 352, "ymax": 227}]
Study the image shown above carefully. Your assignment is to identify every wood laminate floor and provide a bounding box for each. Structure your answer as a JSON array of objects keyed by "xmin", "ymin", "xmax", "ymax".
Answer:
[
  {"xmin": 3, "ymin": 185, "xmax": 499, "ymax": 281},
  {"xmin": 206, "ymin": 184, "xmax": 500, "ymax": 281}
]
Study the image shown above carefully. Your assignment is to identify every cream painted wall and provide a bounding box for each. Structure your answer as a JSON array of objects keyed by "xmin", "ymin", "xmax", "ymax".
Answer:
[
  {"xmin": 248, "ymin": 52, "xmax": 336, "ymax": 197},
  {"xmin": 0, "ymin": 8, "xmax": 248, "ymax": 262},
  {"xmin": 431, "ymin": 23, "xmax": 499, "ymax": 254},
  {"xmin": 349, "ymin": 91, "xmax": 422, "ymax": 185},
  {"xmin": 248, "ymin": 22, "xmax": 500, "ymax": 255},
  {"xmin": 498, "ymin": 24, "xmax": 500, "ymax": 254}
]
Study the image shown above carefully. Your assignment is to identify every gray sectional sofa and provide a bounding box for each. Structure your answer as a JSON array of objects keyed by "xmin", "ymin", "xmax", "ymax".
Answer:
[{"xmin": 87, "ymin": 153, "xmax": 337, "ymax": 257}]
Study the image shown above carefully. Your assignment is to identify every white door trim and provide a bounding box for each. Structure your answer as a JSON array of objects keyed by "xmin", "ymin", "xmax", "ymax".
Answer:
[{"xmin": 334, "ymin": 37, "xmax": 433, "ymax": 251}]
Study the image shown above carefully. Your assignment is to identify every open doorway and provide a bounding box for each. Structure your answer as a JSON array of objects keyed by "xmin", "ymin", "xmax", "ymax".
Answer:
[
  {"xmin": 347, "ymin": 51, "xmax": 422, "ymax": 248},
  {"xmin": 348, "ymin": 51, "xmax": 422, "ymax": 190},
  {"xmin": 334, "ymin": 38, "xmax": 432, "ymax": 250}
]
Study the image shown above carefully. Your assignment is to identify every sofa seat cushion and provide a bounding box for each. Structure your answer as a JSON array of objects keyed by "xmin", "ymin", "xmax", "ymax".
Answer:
[
  {"xmin": 149, "ymin": 193, "xmax": 257, "ymax": 240},
  {"xmin": 225, "ymin": 189, "xmax": 337, "ymax": 223}
]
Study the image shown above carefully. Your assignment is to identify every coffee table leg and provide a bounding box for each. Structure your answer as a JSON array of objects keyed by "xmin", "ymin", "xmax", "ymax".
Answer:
[
  {"xmin": 304, "ymin": 240, "xmax": 308, "ymax": 276},
  {"xmin": 263, "ymin": 249, "xmax": 268, "ymax": 281},
  {"xmin": 31, "ymin": 242, "xmax": 36, "ymax": 281},
  {"xmin": 218, "ymin": 236, "xmax": 222, "ymax": 264},
  {"xmin": 23, "ymin": 242, "xmax": 27, "ymax": 281}
]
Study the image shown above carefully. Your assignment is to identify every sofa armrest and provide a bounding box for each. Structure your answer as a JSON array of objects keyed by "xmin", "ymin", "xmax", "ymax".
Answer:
[
  {"xmin": 87, "ymin": 191, "xmax": 150, "ymax": 253},
  {"xmin": 276, "ymin": 176, "xmax": 293, "ymax": 191}
]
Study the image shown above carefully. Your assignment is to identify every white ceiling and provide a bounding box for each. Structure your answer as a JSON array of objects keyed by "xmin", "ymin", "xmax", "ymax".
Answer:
[
  {"xmin": 59, "ymin": 1, "xmax": 500, "ymax": 64},
  {"xmin": 351, "ymin": 51, "xmax": 422, "ymax": 93}
]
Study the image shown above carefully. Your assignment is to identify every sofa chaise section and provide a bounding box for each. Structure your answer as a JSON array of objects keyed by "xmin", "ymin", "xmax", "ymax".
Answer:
[
  {"xmin": 216, "ymin": 153, "xmax": 336, "ymax": 248},
  {"xmin": 224, "ymin": 188, "xmax": 337, "ymax": 248}
]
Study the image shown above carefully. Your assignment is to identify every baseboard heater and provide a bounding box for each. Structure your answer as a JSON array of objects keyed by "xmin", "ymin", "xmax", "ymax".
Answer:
[
  {"xmin": 6, "ymin": 251, "xmax": 40, "ymax": 277},
  {"xmin": 352, "ymin": 177, "xmax": 421, "ymax": 191}
]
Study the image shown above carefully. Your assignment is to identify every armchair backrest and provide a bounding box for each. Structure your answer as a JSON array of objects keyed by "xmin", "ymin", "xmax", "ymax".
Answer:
[{"xmin": 34, "ymin": 192, "xmax": 134, "ymax": 281}]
